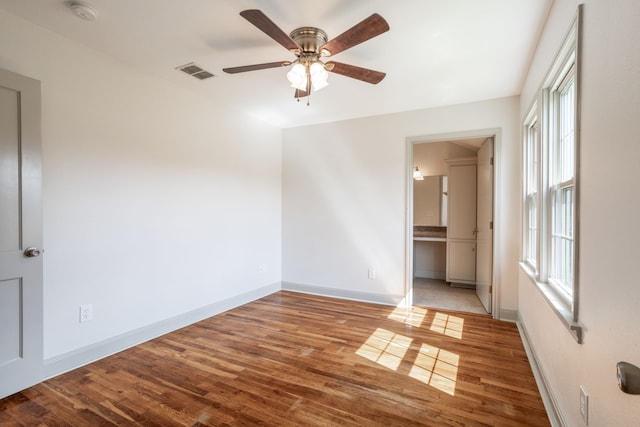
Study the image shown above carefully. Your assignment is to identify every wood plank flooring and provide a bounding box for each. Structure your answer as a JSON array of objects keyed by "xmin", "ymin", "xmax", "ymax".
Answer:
[{"xmin": 0, "ymin": 291, "xmax": 550, "ymax": 426}]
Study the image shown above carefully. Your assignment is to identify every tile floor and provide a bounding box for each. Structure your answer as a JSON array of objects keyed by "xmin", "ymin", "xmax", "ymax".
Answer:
[{"xmin": 412, "ymin": 278, "xmax": 488, "ymax": 315}]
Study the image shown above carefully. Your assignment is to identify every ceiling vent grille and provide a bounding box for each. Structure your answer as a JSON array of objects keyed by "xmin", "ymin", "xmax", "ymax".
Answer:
[{"xmin": 176, "ymin": 63, "xmax": 214, "ymax": 80}]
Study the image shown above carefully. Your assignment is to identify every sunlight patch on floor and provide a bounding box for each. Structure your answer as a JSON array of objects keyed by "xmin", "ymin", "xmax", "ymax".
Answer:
[
  {"xmin": 430, "ymin": 312, "xmax": 464, "ymax": 339},
  {"xmin": 387, "ymin": 305, "xmax": 428, "ymax": 327},
  {"xmin": 409, "ymin": 343, "xmax": 460, "ymax": 395},
  {"xmin": 355, "ymin": 328, "xmax": 413, "ymax": 371},
  {"xmin": 357, "ymin": 304, "xmax": 465, "ymax": 395}
]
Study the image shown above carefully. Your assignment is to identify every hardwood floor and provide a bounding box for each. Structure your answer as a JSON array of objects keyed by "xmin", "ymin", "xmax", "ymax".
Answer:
[{"xmin": 0, "ymin": 291, "xmax": 549, "ymax": 426}]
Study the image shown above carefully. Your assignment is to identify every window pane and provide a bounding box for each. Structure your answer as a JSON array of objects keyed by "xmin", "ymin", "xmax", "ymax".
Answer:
[
  {"xmin": 523, "ymin": 118, "xmax": 538, "ymax": 266},
  {"xmin": 526, "ymin": 123, "xmax": 539, "ymax": 194},
  {"xmin": 559, "ymin": 78, "xmax": 575, "ymax": 183},
  {"xmin": 527, "ymin": 194, "xmax": 537, "ymax": 264},
  {"xmin": 550, "ymin": 186, "xmax": 574, "ymax": 292},
  {"xmin": 563, "ymin": 187, "xmax": 573, "ymax": 238}
]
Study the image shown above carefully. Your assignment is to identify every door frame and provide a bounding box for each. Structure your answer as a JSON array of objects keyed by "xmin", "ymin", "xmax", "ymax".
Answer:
[{"xmin": 405, "ymin": 128, "xmax": 501, "ymax": 319}]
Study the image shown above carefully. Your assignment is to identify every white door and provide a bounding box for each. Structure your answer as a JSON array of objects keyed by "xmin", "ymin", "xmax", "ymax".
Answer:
[
  {"xmin": 475, "ymin": 139, "xmax": 494, "ymax": 313},
  {"xmin": 0, "ymin": 69, "xmax": 43, "ymax": 399}
]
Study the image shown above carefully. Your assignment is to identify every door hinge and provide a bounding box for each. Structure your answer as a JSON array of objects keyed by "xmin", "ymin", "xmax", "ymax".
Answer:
[
  {"xmin": 490, "ymin": 157, "xmax": 494, "ymax": 166},
  {"xmin": 489, "ymin": 285, "xmax": 493, "ymax": 294},
  {"xmin": 489, "ymin": 221, "xmax": 493, "ymax": 230}
]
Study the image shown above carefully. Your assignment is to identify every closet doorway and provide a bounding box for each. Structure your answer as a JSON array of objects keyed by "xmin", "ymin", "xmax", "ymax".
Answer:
[{"xmin": 407, "ymin": 132, "xmax": 495, "ymax": 316}]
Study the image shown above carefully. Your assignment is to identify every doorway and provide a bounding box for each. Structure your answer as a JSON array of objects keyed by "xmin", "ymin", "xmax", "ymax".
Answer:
[{"xmin": 406, "ymin": 131, "xmax": 496, "ymax": 316}]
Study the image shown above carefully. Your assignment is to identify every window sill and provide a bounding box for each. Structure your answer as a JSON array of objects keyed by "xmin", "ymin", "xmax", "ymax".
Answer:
[{"xmin": 520, "ymin": 262, "xmax": 583, "ymax": 343}]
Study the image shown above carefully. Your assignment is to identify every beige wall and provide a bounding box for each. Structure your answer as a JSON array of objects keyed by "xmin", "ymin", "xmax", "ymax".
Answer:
[
  {"xmin": 413, "ymin": 141, "xmax": 449, "ymax": 177},
  {"xmin": 518, "ymin": 1, "xmax": 640, "ymax": 425},
  {"xmin": 413, "ymin": 175, "xmax": 442, "ymax": 226}
]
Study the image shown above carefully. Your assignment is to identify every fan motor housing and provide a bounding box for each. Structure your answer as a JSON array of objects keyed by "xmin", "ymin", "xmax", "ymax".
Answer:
[{"xmin": 290, "ymin": 27, "xmax": 328, "ymax": 55}]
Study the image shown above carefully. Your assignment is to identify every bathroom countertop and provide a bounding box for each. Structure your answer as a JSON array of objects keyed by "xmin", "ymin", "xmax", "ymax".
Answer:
[{"xmin": 413, "ymin": 226, "xmax": 447, "ymax": 240}]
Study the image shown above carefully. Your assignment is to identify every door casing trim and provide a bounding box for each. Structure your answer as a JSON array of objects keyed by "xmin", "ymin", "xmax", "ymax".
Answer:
[{"xmin": 405, "ymin": 128, "xmax": 501, "ymax": 319}]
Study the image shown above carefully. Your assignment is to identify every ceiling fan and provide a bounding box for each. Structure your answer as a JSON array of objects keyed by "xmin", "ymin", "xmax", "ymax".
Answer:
[{"xmin": 223, "ymin": 10, "xmax": 389, "ymax": 102}]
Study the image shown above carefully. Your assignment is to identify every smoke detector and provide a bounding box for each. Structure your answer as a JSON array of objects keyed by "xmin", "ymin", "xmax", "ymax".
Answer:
[{"xmin": 68, "ymin": 1, "xmax": 98, "ymax": 21}]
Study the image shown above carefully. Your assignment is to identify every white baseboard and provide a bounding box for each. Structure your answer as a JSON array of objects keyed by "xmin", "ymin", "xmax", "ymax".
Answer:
[
  {"xmin": 499, "ymin": 308, "xmax": 518, "ymax": 322},
  {"xmin": 281, "ymin": 281, "xmax": 403, "ymax": 306},
  {"xmin": 517, "ymin": 317, "xmax": 566, "ymax": 427},
  {"xmin": 414, "ymin": 270, "xmax": 446, "ymax": 280},
  {"xmin": 43, "ymin": 282, "xmax": 281, "ymax": 380},
  {"xmin": 450, "ymin": 282, "xmax": 476, "ymax": 289}
]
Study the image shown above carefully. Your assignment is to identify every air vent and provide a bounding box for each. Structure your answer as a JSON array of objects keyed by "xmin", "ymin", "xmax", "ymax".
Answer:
[{"xmin": 176, "ymin": 62, "xmax": 214, "ymax": 80}]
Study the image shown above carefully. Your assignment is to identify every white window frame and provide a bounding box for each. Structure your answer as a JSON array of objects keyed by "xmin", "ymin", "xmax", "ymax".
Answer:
[
  {"xmin": 522, "ymin": 105, "xmax": 539, "ymax": 273},
  {"xmin": 521, "ymin": 6, "xmax": 582, "ymax": 343},
  {"xmin": 547, "ymin": 69, "xmax": 576, "ymax": 299}
]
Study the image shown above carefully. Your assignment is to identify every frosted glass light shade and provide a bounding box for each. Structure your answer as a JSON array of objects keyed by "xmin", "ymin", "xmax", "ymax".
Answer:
[
  {"xmin": 413, "ymin": 167, "xmax": 424, "ymax": 180},
  {"xmin": 287, "ymin": 63, "xmax": 307, "ymax": 91},
  {"xmin": 310, "ymin": 62, "xmax": 329, "ymax": 91}
]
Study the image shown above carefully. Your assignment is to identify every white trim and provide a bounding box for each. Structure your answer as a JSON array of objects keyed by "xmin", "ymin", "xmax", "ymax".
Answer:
[
  {"xmin": 43, "ymin": 282, "xmax": 281, "ymax": 380},
  {"xmin": 521, "ymin": 6, "xmax": 583, "ymax": 341},
  {"xmin": 520, "ymin": 262, "xmax": 582, "ymax": 342},
  {"xmin": 405, "ymin": 138, "xmax": 416, "ymax": 308},
  {"xmin": 517, "ymin": 316, "xmax": 567, "ymax": 427},
  {"xmin": 498, "ymin": 309, "xmax": 518, "ymax": 322},
  {"xmin": 522, "ymin": 103, "xmax": 539, "ymax": 273},
  {"xmin": 281, "ymin": 281, "xmax": 403, "ymax": 306},
  {"xmin": 406, "ymin": 128, "xmax": 501, "ymax": 318}
]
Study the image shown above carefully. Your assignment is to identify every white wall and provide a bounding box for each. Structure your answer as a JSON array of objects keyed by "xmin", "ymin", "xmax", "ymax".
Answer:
[
  {"xmin": 0, "ymin": 10, "xmax": 282, "ymax": 360},
  {"xmin": 518, "ymin": 1, "xmax": 640, "ymax": 425},
  {"xmin": 282, "ymin": 96, "xmax": 520, "ymax": 314}
]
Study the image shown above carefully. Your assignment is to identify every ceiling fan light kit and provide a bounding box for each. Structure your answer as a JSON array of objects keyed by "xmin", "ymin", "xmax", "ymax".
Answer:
[
  {"xmin": 309, "ymin": 62, "xmax": 329, "ymax": 90},
  {"xmin": 286, "ymin": 57, "xmax": 329, "ymax": 92},
  {"xmin": 287, "ymin": 63, "xmax": 307, "ymax": 90},
  {"xmin": 223, "ymin": 10, "xmax": 389, "ymax": 104}
]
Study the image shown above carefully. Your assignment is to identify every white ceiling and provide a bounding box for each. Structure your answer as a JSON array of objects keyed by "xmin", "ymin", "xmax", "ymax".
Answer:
[{"xmin": 0, "ymin": 0, "xmax": 552, "ymax": 128}]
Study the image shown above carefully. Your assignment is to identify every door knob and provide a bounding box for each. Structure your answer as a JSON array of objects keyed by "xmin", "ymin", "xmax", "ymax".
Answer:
[
  {"xmin": 23, "ymin": 247, "xmax": 42, "ymax": 257},
  {"xmin": 617, "ymin": 361, "xmax": 640, "ymax": 394}
]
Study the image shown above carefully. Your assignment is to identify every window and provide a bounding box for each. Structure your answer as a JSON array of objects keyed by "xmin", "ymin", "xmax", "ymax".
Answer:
[
  {"xmin": 523, "ymin": 109, "xmax": 538, "ymax": 271},
  {"xmin": 521, "ymin": 6, "xmax": 582, "ymax": 343},
  {"xmin": 549, "ymin": 71, "xmax": 576, "ymax": 297}
]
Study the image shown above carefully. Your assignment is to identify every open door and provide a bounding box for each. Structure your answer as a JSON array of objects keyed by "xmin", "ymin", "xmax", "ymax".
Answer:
[
  {"xmin": 475, "ymin": 138, "xmax": 494, "ymax": 313},
  {"xmin": 0, "ymin": 69, "xmax": 43, "ymax": 398}
]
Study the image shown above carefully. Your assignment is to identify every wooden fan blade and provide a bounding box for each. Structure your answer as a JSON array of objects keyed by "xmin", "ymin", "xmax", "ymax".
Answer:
[
  {"xmin": 240, "ymin": 10, "xmax": 302, "ymax": 54},
  {"xmin": 223, "ymin": 61, "xmax": 291, "ymax": 74},
  {"xmin": 326, "ymin": 61, "xmax": 386, "ymax": 84},
  {"xmin": 319, "ymin": 13, "xmax": 389, "ymax": 57}
]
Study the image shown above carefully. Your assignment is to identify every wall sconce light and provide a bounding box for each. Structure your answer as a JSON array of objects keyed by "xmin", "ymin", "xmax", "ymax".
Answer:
[{"xmin": 413, "ymin": 167, "xmax": 424, "ymax": 180}]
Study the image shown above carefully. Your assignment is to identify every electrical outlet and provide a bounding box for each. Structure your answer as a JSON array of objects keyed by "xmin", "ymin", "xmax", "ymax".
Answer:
[
  {"xmin": 368, "ymin": 268, "xmax": 376, "ymax": 280},
  {"xmin": 579, "ymin": 385, "xmax": 589, "ymax": 424},
  {"xmin": 79, "ymin": 304, "xmax": 93, "ymax": 323},
  {"xmin": 258, "ymin": 263, "xmax": 267, "ymax": 273}
]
